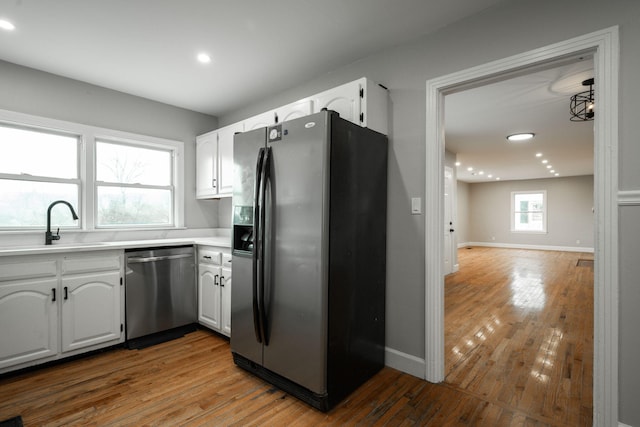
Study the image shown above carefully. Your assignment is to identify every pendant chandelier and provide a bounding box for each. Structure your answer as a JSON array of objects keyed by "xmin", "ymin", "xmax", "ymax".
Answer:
[{"xmin": 570, "ymin": 78, "xmax": 594, "ymax": 121}]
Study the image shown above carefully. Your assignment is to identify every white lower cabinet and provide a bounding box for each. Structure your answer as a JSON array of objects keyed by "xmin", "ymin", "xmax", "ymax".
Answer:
[
  {"xmin": 198, "ymin": 246, "xmax": 232, "ymax": 337},
  {"xmin": 0, "ymin": 275, "xmax": 58, "ymax": 370},
  {"xmin": 61, "ymin": 270, "xmax": 122, "ymax": 353},
  {"xmin": 0, "ymin": 251, "xmax": 124, "ymax": 374}
]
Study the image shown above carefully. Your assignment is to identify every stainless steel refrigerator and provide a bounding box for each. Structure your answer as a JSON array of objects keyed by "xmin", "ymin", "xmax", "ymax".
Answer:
[{"xmin": 230, "ymin": 110, "xmax": 387, "ymax": 412}]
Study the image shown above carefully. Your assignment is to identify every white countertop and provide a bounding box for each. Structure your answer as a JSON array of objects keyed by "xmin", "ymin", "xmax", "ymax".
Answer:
[{"xmin": 0, "ymin": 236, "xmax": 231, "ymax": 257}]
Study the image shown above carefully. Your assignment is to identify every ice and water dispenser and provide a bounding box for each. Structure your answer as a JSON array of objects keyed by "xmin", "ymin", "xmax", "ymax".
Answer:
[{"xmin": 233, "ymin": 205, "xmax": 253, "ymax": 254}]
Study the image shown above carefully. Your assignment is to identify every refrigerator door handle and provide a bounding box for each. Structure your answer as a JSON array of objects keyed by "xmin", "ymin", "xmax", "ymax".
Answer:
[
  {"xmin": 259, "ymin": 146, "xmax": 272, "ymax": 346},
  {"xmin": 252, "ymin": 147, "xmax": 266, "ymax": 344}
]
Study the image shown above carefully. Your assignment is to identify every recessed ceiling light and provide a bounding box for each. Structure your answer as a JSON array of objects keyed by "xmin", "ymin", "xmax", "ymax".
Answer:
[
  {"xmin": 542, "ymin": 159, "xmax": 548, "ymax": 164},
  {"xmin": 555, "ymin": 173, "xmax": 560, "ymax": 176},
  {"xmin": 0, "ymin": 19, "xmax": 15, "ymax": 31},
  {"xmin": 536, "ymin": 153, "xmax": 543, "ymax": 157},
  {"xmin": 506, "ymin": 133, "xmax": 535, "ymax": 142},
  {"xmin": 467, "ymin": 167, "xmax": 473, "ymax": 171},
  {"xmin": 455, "ymin": 162, "xmax": 461, "ymax": 166},
  {"xmin": 546, "ymin": 165, "xmax": 552, "ymax": 169},
  {"xmin": 488, "ymin": 174, "xmax": 493, "ymax": 178},
  {"xmin": 197, "ymin": 53, "xmax": 211, "ymax": 63},
  {"xmin": 478, "ymin": 171, "xmax": 484, "ymax": 175},
  {"xmin": 496, "ymin": 177, "xmax": 501, "ymax": 181}
]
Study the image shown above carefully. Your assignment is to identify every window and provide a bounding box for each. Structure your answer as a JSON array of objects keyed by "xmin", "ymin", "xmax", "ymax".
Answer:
[
  {"xmin": 95, "ymin": 140, "xmax": 174, "ymax": 227},
  {"xmin": 0, "ymin": 123, "xmax": 80, "ymax": 229},
  {"xmin": 511, "ymin": 190, "xmax": 547, "ymax": 233},
  {"xmin": 0, "ymin": 110, "xmax": 184, "ymax": 232}
]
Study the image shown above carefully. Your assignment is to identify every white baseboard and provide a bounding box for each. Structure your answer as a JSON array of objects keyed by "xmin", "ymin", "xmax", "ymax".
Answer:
[
  {"xmin": 385, "ymin": 347, "xmax": 426, "ymax": 379},
  {"xmin": 459, "ymin": 241, "xmax": 594, "ymax": 253},
  {"xmin": 618, "ymin": 422, "xmax": 633, "ymax": 427}
]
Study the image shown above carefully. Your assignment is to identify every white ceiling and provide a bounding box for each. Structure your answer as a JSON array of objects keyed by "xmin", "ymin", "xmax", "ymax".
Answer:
[
  {"xmin": 0, "ymin": 0, "xmax": 504, "ymax": 116},
  {"xmin": 0, "ymin": 0, "xmax": 594, "ymax": 183},
  {"xmin": 446, "ymin": 58, "xmax": 595, "ymax": 183}
]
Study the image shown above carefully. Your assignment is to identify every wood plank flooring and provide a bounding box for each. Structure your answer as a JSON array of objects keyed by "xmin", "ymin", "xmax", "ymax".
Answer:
[{"xmin": 0, "ymin": 247, "xmax": 593, "ymax": 426}]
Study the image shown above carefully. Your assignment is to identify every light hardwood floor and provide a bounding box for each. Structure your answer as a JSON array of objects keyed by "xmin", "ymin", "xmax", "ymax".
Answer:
[{"xmin": 0, "ymin": 247, "xmax": 593, "ymax": 426}]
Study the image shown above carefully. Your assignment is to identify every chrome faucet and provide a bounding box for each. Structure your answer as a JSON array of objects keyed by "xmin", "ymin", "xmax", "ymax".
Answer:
[{"xmin": 45, "ymin": 200, "xmax": 79, "ymax": 245}]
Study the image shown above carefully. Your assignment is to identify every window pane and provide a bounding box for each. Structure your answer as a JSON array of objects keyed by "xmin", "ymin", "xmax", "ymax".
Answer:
[
  {"xmin": 514, "ymin": 212, "xmax": 544, "ymax": 231},
  {"xmin": 0, "ymin": 124, "xmax": 78, "ymax": 179},
  {"xmin": 514, "ymin": 193, "xmax": 543, "ymax": 212},
  {"xmin": 96, "ymin": 142, "xmax": 171, "ymax": 186},
  {"xmin": 0, "ymin": 179, "xmax": 79, "ymax": 228},
  {"xmin": 97, "ymin": 186, "xmax": 172, "ymax": 226}
]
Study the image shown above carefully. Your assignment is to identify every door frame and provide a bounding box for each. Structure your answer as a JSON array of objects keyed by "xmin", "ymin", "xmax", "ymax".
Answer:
[{"xmin": 424, "ymin": 27, "xmax": 619, "ymax": 425}]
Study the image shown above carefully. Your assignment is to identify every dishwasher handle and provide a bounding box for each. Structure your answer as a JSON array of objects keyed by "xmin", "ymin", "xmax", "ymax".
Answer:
[{"xmin": 127, "ymin": 253, "xmax": 193, "ymax": 263}]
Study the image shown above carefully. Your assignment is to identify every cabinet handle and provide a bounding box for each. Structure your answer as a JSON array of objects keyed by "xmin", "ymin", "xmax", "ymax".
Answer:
[
  {"xmin": 220, "ymin": 276, "xmax": 225, "ymax": 287},
  {"xmin": 215, "ymin": 274, "xmax": 219, "ymax": 286},
  {"xmin": 64, "ymin": 286, "xmax": 68, "ymax": 300},
  {"xmin": 212, "ymin": 178, "xmax": 217, "ymax": 189},
  {"xmin": 203, "ymin": 255, "xmax": 212, "ymax": 259},
  {"xmin": 52, "ymin": 288, "xmax": 56, "ymax": 302}
]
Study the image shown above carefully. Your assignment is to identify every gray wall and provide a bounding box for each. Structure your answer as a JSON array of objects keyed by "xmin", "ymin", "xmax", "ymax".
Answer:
[
  {"xmin": 219, "ymin": 0, "xmax": 640, "ymax": 423},
  {"xmin": 456, "ymin": 181, "xmax": 470, "ymax": 245},
  {"xmin": 466, "ymin": 176, "xmax": 594, "ymax": 249},
  {"xmin": 0, "ymin": 59, "xmax": 220, "ymax": 229}
]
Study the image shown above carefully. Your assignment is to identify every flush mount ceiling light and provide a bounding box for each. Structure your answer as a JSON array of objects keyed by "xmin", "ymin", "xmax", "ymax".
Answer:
[
  {"xmin": 570, "ymin": 78, "xmax": 594, "ymax": 121},
  {"xmin": 0, "ymin": 19, "xmax": 15, "ymax": 31},
  {"xmin": 506, "ymin": 133, "xmax": 535, "ymax": 142}
]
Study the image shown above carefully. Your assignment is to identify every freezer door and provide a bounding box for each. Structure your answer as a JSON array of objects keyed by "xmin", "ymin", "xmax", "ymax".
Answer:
[
  {"xmin": 230, "ymin": 127, "xmax": 266, "ymax": 365},
  {"xmin": 262, "ymin": 112, "xmax": 330, "ymax": 395}
]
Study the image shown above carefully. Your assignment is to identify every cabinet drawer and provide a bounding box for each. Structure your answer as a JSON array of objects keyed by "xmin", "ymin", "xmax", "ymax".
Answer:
[
  {"xmin": 199, "ymin": 249, "xmax": 221, "ymax": 265},
  {"xmin": 61, "ymin": 253, "xmax": 121, "ymax": 275},
  {"xmin": 222, "ymin": 253, "xmax": 232, "ymax": 268},
  {"xmin": 0, "ymin": 260, "xmax": 57, "ymax": 281}
]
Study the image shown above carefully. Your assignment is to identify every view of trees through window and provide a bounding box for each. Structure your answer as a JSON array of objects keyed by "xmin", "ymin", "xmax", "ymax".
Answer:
[
  {"xmin": 0, "ymin": 121, "xmax": 177, "ymax": 230},
  {"xmin": 512, "ymin": 191, "xmax": 546, "ymax": 232},
  {"xmin": 96, "ymin": 141, "xmax": 173, "ymax": 227},
  {"xmin": 0, "ymin": 124, "xmax": 79, "ymax": 228}
]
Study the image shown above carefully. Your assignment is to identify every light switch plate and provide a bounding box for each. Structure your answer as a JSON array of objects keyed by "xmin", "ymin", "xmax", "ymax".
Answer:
[{"xmin": 411, "ymin": 197, "xmax": 421, "ymax": 214}]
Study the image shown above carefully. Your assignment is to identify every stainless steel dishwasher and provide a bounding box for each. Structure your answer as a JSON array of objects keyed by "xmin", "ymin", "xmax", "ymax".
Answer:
[{"xmin": 125, "ymin": 245, "xmax": 196, "ymax": 348}]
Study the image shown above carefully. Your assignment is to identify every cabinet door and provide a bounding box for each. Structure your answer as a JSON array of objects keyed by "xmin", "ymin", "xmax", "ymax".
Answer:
[
  {"xmin": 196, "ymin": 132, "xmax": 217, "ymax": 198},
  {"xmin": 220, "ymin": 266, "xmax": 232, "ymax": 336},
  {"xmin": 61, "ymin": 270, "xmax": 121, "ymax": 353},
  {"xmin": 198, "ymin": 264, "xmax": 221, "ymax": 331},
  {"xmin": 244, "ymin": 110, "xmax": 276, "ymax": 131},
  {"xmin": 275, "ymin": 100, "xmax": 312, "ymax": 124},
  {"xmin": 217, "ymin": 122, "xmax": 243, "ymax": 196},
  {"xmin": 0, "ymin": 278, "xmax": 58, "ymax": 369},
  {"xmin": 313, "ymin": 80, "xmax": 363, "ymax": 126}
]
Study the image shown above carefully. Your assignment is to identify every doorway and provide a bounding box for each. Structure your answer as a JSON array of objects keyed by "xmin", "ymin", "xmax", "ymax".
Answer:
[{"xmin": 424, "ymin": 27, "xmax": 619, "ymax": 426}]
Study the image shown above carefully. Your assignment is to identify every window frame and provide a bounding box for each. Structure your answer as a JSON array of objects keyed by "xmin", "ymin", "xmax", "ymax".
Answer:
[
  {"xmin": 0, "ymin": 121, "xmax": 83, "ymax": 231},
  {"xmin": 0, "ymin": 108, "xmax": 184, "ymax": 232},
  {"xmin": 93, "ymin": 136, "xmax": 178, "ymax": 229},
  {"xmin": 510, "ymin": 190, "xmax": 547, "ymax": 234}
]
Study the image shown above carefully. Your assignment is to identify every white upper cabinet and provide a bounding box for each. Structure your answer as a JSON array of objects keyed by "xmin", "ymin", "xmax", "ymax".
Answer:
[
  {"xmin": 196, "ymin": 122, "xmax": 243, "ymax": 199},
  {"xmin": 195, "ymin": 77, "xmax": 387, "ymax": 198},
  {"xmin": 244, "ymin": 100, "xmax": 313, "ymax": 131},
  {"xmin": 275, "ymin": 99, "xmax": 313, "ymax": 124},
  {"xmin": 312, "ymin": 77, "xmax": 388, "ymax": 135},
  {"xmin": 217, "ymin": 123, "xmax": 241, "ymax": 195},
  {"xmin": 244, "ymin": 110, "xmax": 276, "ymax": 132},
  {"xmin": 196, "ymin": 131, "xmax": 216, "ymax": 199}
]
